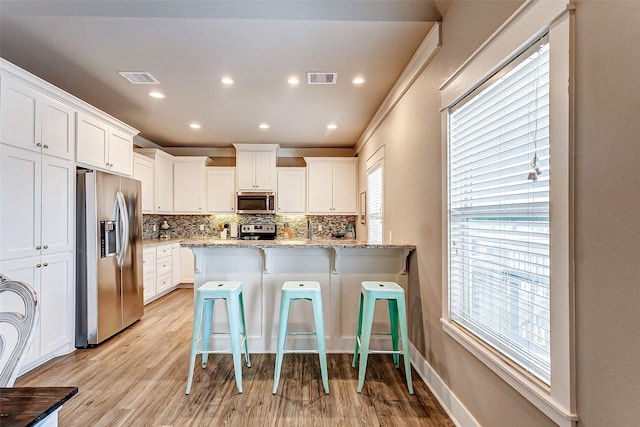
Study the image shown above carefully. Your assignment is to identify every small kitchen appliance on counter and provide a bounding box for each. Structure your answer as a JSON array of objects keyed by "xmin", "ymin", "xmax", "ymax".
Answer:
[{"xmin": 239, "ymin": 224, "xmax": 277, "ymax": 240}]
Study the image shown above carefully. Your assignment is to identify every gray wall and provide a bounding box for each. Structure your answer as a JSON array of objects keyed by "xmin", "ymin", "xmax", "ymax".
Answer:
[{"xmin": 357, "ymin": 0, "xmax": 640, "ymax": 425}]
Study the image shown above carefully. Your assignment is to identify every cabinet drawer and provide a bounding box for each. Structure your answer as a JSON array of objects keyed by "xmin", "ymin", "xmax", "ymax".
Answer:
[
  {"xmin": 156, "ymin": 244, "xmax": 172, "ymax": 257},
  {"xmin": 156, "ymin": 256, "xmax": 172, "ymax": 276},
  {"xmin": 156, "ymin": 272, "xmax": 172, "ymax": 293}
]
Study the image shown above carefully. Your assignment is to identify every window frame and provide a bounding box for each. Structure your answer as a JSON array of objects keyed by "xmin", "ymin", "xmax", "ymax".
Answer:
[
  {"xmin": 366, "ymin": 146, "xmax": 385, "ymax": 243},
  {"xmin": 439, "ymin": 1, "xmax": 576, "ymax": 425}
]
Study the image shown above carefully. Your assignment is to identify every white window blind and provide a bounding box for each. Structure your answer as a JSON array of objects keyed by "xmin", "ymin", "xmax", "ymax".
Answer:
[
  {"xmin": 448, "ymin": 41, "xmax": 551, "ymax": 384},
  {"xmin": 367, "ymin": 161, "xmax": 383, "ymax": 243}
]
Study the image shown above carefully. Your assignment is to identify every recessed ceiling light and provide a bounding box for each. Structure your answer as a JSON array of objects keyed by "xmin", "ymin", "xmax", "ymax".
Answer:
[
  {"xmin": 189, "ymin": 123, "xmax": 201, "ymax": 129},
  {"xmin": 148, "ymin": 91, "xmax": 165, "ymax": 99},
  {"xmin": 288, "ymin": 77, "xmax": 299, "ymax": 85},
  {"xmin": 352, "ymin": 77, "xmax": 366, "ymax": 85},
  {"xmin": 258, "ymin": 123, "xmax": 270, "ymax": 129},
  {"xmin": 221, "ymin": 77, "xmax": 234, "ymax": 85},
  {"xmin": 327, "ymin": 124, "xmax": 338, "ymax": 129}
]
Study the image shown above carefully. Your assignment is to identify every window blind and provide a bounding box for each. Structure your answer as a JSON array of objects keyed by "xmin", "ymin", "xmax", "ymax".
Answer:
[
  {"xmin": 448, "ymin": 41, "xmax": 551, "ymax": 384},
  {"xmin": 368, "ymin": 161, "xmax": 383, "ymax": 243}
]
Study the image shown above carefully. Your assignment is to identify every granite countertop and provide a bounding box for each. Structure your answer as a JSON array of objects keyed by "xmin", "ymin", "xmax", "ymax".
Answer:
[
  {"xmin": 142, "ymin": 238, "xmax": 184, "ymax": 247},
  {"xmin": 177, "ymin": 237, "xmax": 415, "ymax": 249}
]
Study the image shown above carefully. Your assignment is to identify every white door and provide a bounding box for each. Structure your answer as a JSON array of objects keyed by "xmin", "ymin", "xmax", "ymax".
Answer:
[
  {"xmin": 332, "ymin": 162, "xmax": 357, "ymax": 213},
  {"xmin": 173, "ymin": 162, "xmax": 203, "ymax": 213},
  {"xmin": 307, "ymin": 162, "xmax": 333, "ymax": 213},
  {"xmin": 41, "ymin": 156, "xmax": 74, "ymax": 254},
  {"xmin": 0, "ymin": 76, "xmax": 40, "ymax": 151},
  {"xmin": 171, "ymin": 243, "xmax": 181, "ymax": 286},
  {"xmin": 0, "ymin": 145, "xmax": 41, "ymax": 260},
  {"xmin": 254, "ymin": 151, "xmax": 275, "ymax": 190},
  {"xmin": 39, "ymin": 252, "xmax": 73, "ymax": 355},
  {"xmin": 40, "ymin": 97, "xmax": 75, "ymax": 160},
  {"xmin": 76, "ymin": 113, "xmax": 109, "ymax": 169},
  {"xmin": 133, "ymin": 155, "xmax": 155, "ymax": 213},
  {"xmin": 108, "ymin": 128, "xmax": 133, "ymax": 176},
  {"xmin": 236, "ymin": 151, "xmax": 255, "ymax": 190},
  {"xmin": 155, "ymin": 155, "xmax": 173, "ymax": 213},
  {"xmin": 277, "ymin": 168, "xmax": 306, "ymax": 214},
  {"xmin": 206, "ymin": 168, "xmax": 235, "ymax": 213}
]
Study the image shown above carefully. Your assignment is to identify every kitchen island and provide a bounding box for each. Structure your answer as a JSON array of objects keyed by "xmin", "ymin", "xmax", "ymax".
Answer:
[{"xmin": 180, "ymin": 238, "xmax": 415, "ymax": 352}]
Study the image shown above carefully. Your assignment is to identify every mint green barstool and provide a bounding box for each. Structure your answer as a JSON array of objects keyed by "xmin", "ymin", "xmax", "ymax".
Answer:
[
  {"xmin": 185, "ymin": 281, "xmax": 250, "ymax": 395},
  {"xmin": 352, "ymin": 281, "xmax": 413, "ymax": 394},
  {"xmin": 273, "ymin": 281, "xmax": 329, "ymax": 395}
]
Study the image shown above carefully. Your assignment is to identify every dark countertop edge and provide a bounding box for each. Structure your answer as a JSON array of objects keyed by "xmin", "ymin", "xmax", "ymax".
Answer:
[
  {"xmin": 0, "ymin": 386, "xmax": 78, "ymax": 427},
  {"xmin": 177, "ymin": 238, "xmax": 416, "ymax": 250}
]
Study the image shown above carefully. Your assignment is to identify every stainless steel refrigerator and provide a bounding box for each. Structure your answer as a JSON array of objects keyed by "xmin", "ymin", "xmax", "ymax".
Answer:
[{"xmin": 75, "ymin": 169, "xmax": 143, "ymax": 347}]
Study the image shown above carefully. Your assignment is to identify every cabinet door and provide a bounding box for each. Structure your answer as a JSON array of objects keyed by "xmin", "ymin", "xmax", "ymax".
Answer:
[
  {"xmin": 155, "ymin": 155, "xmax": 173, "ymax": 213},
  {"xmin": 41, "ymin": 156, "xmax": 74, "ymax": 254},
  {"xmin": 133, "ymin": 154, "xmax": 155, "ymax": 213},
  {"xmin": 171, "ymin": 243, "xmax": 181, "ymax": 286},
  {"xmin": 108, "ymin": 128, "xmax": 133, "ymax": 176},
  {"xmin": 206, "ymin": 168, "xmax": 235, "ymax": 213},
  {"xmin": 173, "ymin": 162, "xmax": 204, "ymax": 213},
  {"xmin": 39, "ymin": 252, "xmax": 73, "ymax": 355},
  {"xmin": 332, "ymin": 162, "xmax": 357, "ymax": 213},
  {"xmin": 41, "ymin": 97, "xmax": 75, "ymax": 160},
  {"xmin": 254, "ymin": 151, "xmax": 276, "ymax": 190},
  {"xmin": 0, "ymin": 145, "xmax": 41, "ymax": 260},
  {"xmin": 277, "ymin": 168, "xmax": 306, "ymax": 213},
  {"xmin": 77, "ymin": 113, "xmax": 108, "ymax": 169},
  {"xmin": 0, "ymin": 258, "xmax": 41, "ymax": 366},
  {"xmin": 307, "ymin": 162, "xmax": 333, "ymax": 213},
  {"xmin": 142, "ymin": 247, "xmax": 157, "ymax": 303},
  {"xmin": 180, "ymin": 247, "xmax": 195, "ymax": 283},
  {"xmin": 0, "ymin": 76, "xmax": 40, "ymax": 151},
  {"xmin": 236, "ymin": 151, "xmax": 255, "ymax": 190}
]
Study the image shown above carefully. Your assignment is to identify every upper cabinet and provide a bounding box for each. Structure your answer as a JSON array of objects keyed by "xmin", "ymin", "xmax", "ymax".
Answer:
[
  {"xmin": 76, "ymin": 112, "xmax": 134, "ymax": 176},
  {"xmin": 277, "ymin": 167, "xmax": 306, "ymax": 214},
  {"xmin": 305, "ymin": 157, "xmax": 357, "ymax": 214},
  {"xmin": 133, "ymin": 152, "xmax": 155, "ymax": 214},
  {"xmin": 0, "ymin": 75, "xmax": 75, "ymax": 160},
  {"xmin": 234, "ymin": 143, "xmax": 278, "ymax": 191},
  {"xmin": 206, "ymin": 167, "xmax": 236, "ymax": 213},
  {"xmin": 135, "ymin": 148, "xmax": 174, "ymax": 214},
  {"xmin": 173, "ymin": 156, "xmax": 210, "ymax": 214}
]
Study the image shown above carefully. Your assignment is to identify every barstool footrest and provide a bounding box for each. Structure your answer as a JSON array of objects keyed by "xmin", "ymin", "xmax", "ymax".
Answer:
[
  {"xmin": 283, "ymin": 349, "xmax": 320, "ymax": 354},
  {"xmin": 286, "ymin": 331, "xmax": 317, "ymax": 336}
]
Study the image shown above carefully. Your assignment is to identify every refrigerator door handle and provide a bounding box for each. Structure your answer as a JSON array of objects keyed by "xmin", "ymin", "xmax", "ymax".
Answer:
[{"xmin": 114, "ymin": 191, "xmax": 129, "ymax": 267}]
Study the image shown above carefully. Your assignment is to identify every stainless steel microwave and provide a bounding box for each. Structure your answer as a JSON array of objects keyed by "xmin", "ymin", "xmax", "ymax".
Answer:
[{"xmin": 236, "ymin": 191, "xmax": 275, "ymax": 214}]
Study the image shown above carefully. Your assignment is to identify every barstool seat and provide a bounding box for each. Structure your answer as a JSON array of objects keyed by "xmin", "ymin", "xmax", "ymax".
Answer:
[
  {"xmin": 273, "ymin": 281, "xmax": 329, "ymax": 394},
  {"xmin": 185, "ymin": 281, "xmax": 250, "ymax": 395},
  {"xmin": 352, "ymin": 281, "xmax": 413, "ymax": 394}
]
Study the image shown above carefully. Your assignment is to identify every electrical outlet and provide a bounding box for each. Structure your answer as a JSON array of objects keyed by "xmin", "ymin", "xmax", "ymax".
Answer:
[
  {"xmin": 152, "ymin": 224, "xmax": 157, "ymax": 232},
  {"xmin": 199, "ymin": 224, "xmax": 205, "ymax": 231},
  {"xmin": 318, "ymin": 224, "xmax": 323, "ymax": 232}
]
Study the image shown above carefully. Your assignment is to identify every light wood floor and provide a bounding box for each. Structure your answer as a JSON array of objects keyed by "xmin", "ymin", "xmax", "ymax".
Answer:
[{"xmin": 16, "ymin": 289, "xmax": 454, "ymax": 426}]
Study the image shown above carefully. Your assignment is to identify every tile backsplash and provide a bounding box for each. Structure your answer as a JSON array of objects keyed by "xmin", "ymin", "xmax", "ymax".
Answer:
[{"xmin": 143, "ymin": 214, "xmax": 357, "ymax": 240}]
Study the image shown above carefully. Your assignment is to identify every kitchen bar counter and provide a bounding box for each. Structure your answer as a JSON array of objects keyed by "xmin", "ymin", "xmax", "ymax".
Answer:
[{"xmin": 181, "ymin": 238, "xmax": 415, "ymax": 353}]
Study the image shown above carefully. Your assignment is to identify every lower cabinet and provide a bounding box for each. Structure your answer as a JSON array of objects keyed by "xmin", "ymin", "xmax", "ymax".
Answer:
[
  {"xmin": 142, "ymin": 242, "xmax": 185, "ymax": 305},
  {"xmin": 142, "ymin": 246, "xmax": 156, "ymax": 303},
  {"xmin": 0, "ymin": 252, "xmax": 74, "ymax": 369}
]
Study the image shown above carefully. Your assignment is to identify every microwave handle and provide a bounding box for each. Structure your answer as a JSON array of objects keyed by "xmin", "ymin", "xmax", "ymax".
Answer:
[{"xmin": 266, "ymin": 195, "xmax": 270, "ymax": 211}]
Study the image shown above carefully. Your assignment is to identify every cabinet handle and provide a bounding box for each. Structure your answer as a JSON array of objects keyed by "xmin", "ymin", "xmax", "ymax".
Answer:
[
  {"xmin": 43, "ymin": 145, "xmax": 49, "ymax": 149},
  {"xmin": 43, "ymin": 245, "xmax": 48, "ymax": 249},
  {"xmin": 36, "ymin": 245, "xmax": 42, "ymax": 250},
  {"xmin": 36, "ymin": 264, "xmax": 42, "ymax": 268},
  {"xmin": 36, "ymin": 142, "xmax": 42, "ymax": 147},
  {"xmin": 43, "ymin": 263, "xmax": 48, "ymax": 267}
]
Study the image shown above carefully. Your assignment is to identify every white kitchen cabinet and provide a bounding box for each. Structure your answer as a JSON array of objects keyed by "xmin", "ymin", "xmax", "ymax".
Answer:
[
  {"xmin": 135, "ymin": 149, "xmax": 174, "ymax": 214},
  {"xmin": 142, "ymin": 246, "xmax": 157, "ymax": 303},
  {"xmin": 173, "ymin": 157, "xmax": 209, "ymax": 213},
  {"xmin": 0, "ymin": 75, "xmax": 75, "ymax": 161},
  {"xmin": 234, "ymin": 144, "xmax": 278, "ymax": 191},
  {"xmin": 305, "ymin": 157, "xmax": 357, "ymax": 214},
  {"xmin": 156, "ymin": 243, "xmax": 173, "ymax": 294},
  {"xmin": 77, "ymin": 112, "xmax": 134, "ymax": 175},
  {"xmin": 180, "ymin": 247, "xmax": 195, "ymax": 284},
  {"xmin": 171, "ymin": 243, "xmax": 181, "ymax": 286},
  {"xmin": 0, "ymin": 145, "xmax": 74, "ymax": 261},
  {"xmin": 277, "ymin": 167, "xmax": 306, "ymax": 214},
  {"xmin": 133, "ymin": 153, "xmax": 155, "ymax": 214},
  {"xmin": 0, "ymin": 252, "xmax": 74, "ymax": 369},
  {"xmin": 206, "ymin": 167, "xmax": 236, "ymax": 213}
]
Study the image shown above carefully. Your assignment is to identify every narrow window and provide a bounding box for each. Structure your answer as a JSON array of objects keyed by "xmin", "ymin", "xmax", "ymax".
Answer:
[
  {"xmin": 448, "ymin": 39, "xmax": 551, "ymax": 383},
  {"xmin": 367, "ymin": 160, "xmax": 383, "ymax": 243}
]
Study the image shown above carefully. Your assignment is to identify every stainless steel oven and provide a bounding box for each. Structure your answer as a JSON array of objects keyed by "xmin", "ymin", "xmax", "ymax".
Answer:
[{"xmin": 236, "ymin": 191, "xmax": 275, "ymax": 214}]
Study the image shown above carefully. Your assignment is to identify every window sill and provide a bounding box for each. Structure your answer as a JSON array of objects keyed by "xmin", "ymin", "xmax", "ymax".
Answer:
[{"xmin": 441, "ymin": 318, "xmax": 577, "ymax": 427}]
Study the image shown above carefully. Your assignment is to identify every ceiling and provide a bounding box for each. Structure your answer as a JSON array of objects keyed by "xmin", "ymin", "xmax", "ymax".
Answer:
[{"xmin": 0, "ymin": 1, "xmax": 446, "ymax": 150}]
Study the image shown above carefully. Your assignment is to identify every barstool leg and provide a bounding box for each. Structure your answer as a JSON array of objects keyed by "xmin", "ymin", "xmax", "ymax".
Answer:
[
  {"xmin": 239, "ymin": 292, "xmax": 251, "ymax": 368},
  {"xmin": 396, "ymin": 297, "xmax": 414, "ymax": 394},
  {"xmin": 273, "ymin": 293, "xmax": 291, "ymax": 394},
  {"xmin": 357, "ymin": 293, "xmax": 376, "ymax": 393},
  {"xmin": 312, "ymin": 294, "xmax": 329, "ymax": 394},
  {"xmin": 227, "ymin": 296, "xmax": 244, "ymax": 393},
  {"xmin": 186, "ymin": 296, "xmax": 204, "ymax": 395},
  {"xmin": 388, "ymin": 299, "xmax": 400, "ymax": 368},
  {"xmin": 352, "ymin": 293, "xmax": 364, "ymax": 368},
  {"xmin": 201, "ymin": 298, "xmax": 214, "ymax": 368}
]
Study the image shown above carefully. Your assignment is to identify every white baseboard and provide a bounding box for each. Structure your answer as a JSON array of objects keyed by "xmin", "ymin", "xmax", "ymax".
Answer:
[{"xmin": 409, "ymin": 343, "xmax": 479, "ymax": 427}]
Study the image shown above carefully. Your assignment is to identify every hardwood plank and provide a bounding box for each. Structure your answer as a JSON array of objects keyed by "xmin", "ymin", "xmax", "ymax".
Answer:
[{"xmin": 16, "ymin": 289, "xmax": 454, "ymax": 426}]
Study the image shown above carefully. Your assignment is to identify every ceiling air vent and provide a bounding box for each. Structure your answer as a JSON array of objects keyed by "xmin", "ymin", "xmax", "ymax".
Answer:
[
  {"xmin": 307, "ymin": 72, "xmax": 338, "ymax": 85},
  {"xmin": 118, "ymin": 71, "xmax": 160, "ymax": 84}
]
